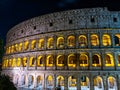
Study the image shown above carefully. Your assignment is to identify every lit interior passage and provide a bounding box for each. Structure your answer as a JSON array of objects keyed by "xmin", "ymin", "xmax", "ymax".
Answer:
[
  {"xmin": 46, "ymin": 75, "xmax": 53, "ymax": 89},
  {"xmin": 37, "ymin": 76, "xmax": 43, "ymax": 89},
  {"xmin": 79, "ymin": 54, "xmax": 89, "ymax": 67},
  {"xmin": 57, "ymin": 37, "xmax": 64, "ymax": 48},
  {"xmin": 108, "ymin": 76, "xmax": 117, "ymax": 90},
  {"xmin": 57, "ymin": 76, "xmax": 64, "ymax": 90},
  {"xmin": 79, "ymin": 35, "xmax": 87, "ymax": 46},
  {"xmin": 105, "ymin": 54, "xmax": 114, "ymax": 67},
  {"xmin": 80, "ymin": 76, "xmax": 90, "ymax": 90},
  {"xmin": 68, "ymin": 76, "xmax": 77, "ymax": 90},
  {"xmin": 94, "ymin": 76, "xmax": 104, "ymax": 90}
]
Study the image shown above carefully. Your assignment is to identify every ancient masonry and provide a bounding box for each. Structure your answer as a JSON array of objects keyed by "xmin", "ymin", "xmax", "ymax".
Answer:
[{"xmin": 2, "ymin": 7, "xmax": 120, "ymax": 90}]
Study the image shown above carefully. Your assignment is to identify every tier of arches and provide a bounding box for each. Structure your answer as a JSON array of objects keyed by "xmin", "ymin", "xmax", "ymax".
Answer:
[
  {"xmin": 13, "ymin": 74, "xmax": 118, "ymax": 90},
  {"xmin": 2, "ymin": 52, "xmax": 120, "ymax": 69},
  {"xmin": 5, "ymin": 33, "xmax": 120, "ymax": 55}
]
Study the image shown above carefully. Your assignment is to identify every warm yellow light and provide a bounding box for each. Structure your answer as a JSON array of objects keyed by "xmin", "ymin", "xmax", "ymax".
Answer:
[
  {"xmin": 37, "ymin": 56, "xmax": 43, "ymax": 67},
  {"xmin": 46, "ymin": 55, "xmax": 53, "ymax": 67},
  {"xmin": 31, "ymin": 40, "xmax": 36, "ymax": 50}
]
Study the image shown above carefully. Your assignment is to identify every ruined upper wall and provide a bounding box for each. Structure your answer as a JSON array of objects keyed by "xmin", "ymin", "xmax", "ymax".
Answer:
[{"xmin": 6, "ymin": 7, "xmax": 120, "ymax": 43}]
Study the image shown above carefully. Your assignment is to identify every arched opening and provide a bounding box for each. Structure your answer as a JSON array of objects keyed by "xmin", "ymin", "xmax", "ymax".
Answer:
[
  {"xmin": 15, "ymin": 43, "xmax": 18, "ymax": 52},
  {"xmin": 46, "ymin": 75, "xmax": 53, "ymax": 89},
  {"xmin": 21, "ymin": 75, "xmax": 26, "ymax": 86},
  {"xmin": 29, "ymin": 56, "xmax": 35, "ymax": 67},
  {"xmin": 114, "ymin": 34, "xmax": 120, "ymax": 46},
  {"xmin": 68, "ymin": 54, "xmax": 76, "ymax": 68},
  {"xmin": 80, "ymin": 76, "xmax": 90, "ymax": 90},
  {"xmin": 22, "ymin": 57, "xmax": 27, "ymax": 67},
  {"xmin": 17, "ymin": 57, "xmax": 21, "ymax": 67},
  {"xmin": 102, "ymin": 34, "xmax": 111, "ymax": 46},
  {"xmin": 94, "ymin": 76, "xmax": 104, "ymax": 90},
  {"xmin": 67, "ymin": 35, "xmax": 75, "ymax": 47},
  {"xmin": 12, "ymin": 58, "xmax": 16, "ymax": 67},
  {"xmin": 19, "ymin": 42, "xmax": 23, "ymax": 52},
  {"xmin": 78, "ymin": 35, "xmax": 87, "ymax": 46},
  {"xmin": 47, "ymin": 37, "xmax": 54, "ymax": 49},
  {"xmin": 46, "ymin": 55, "xmax": 53, "ymax": 67},
  {"xmin": 92, "ymin": 54, "xmax": 101, "ymax": 67},
  {"xmin": 57, "ymin": 76, "xmax": 64, "ymax": 90},
  {"xmin": 57, "ymin": 37, "xmax": 64, "ymax": 48},
  {"xmin": 31, "ymin": 40, "xmax": 36, "ymax": 50},
  {"xmin": 117, "ymin": 54, "xmax": 120, "ymax": 66},
  {"xmin": 79, "ymin": 54, "xmax": 89, "ymax": 67},
  {"xmin": 37, "ymin": 75, "xmax": 43, "ymax": 89},
  {"xmin": 105, "ymin": 54, "xmax": 114, "ymax": 67},
  {"xmin": 56, "ymin": 55, "xmax": 64, "ymax": 67},
  {"xmin": 24, "ymin": 41, "xmax": 29, "ymax": 50},
  {"xmin": 68, "ymin": 76, "xmax": 77, "ymax": 90},
  {"xmin": 38, "ymin": 39, "xmax": 44, "ymax": 49},
  {"xmin": 108, "ymin": 76, "xmax": 117, "ymax": 90},
  {"xmin": 28, "ymin": 75, "xmax": 34, "ymax": 88},
  {"xmin": 91, "ymin": 34, "xmax": 99, "ymax": 46},
  {"xmin": 37, "ymin": 55, "xmax": 43, "ymax": 67}
]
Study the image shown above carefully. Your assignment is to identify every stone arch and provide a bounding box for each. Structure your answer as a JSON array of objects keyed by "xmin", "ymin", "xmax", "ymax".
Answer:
[
  {"xmin": 68, "ymin": 54, "xmax": 76, "ymax": 67},
  {"xmin": 105, "ymin": 54, "xmax": 114, "ymax": 67},
  {"xmin": 37, "ymin": 75, "xmax": 43, "ymax": 89},
  {"xmin": 107, "ymin": 76, "xmax": 117, "ymax": 90},
  {"xmin": 68, "ymin": 75, "xmax": 77, "ymax": 90},
  {"xmin": 67, "ymin": 35, "xmax": 75, "ymax": 47},
  {"xmin": 46, "ymin": 75, "xmax": 54, "ymax": 89},
  {"xmin": 92, "ymin": 54, "xmax": 101, "ymax": 67},
  {"xmin": 79, "ymin": 53, "xmax": 89, "ymax": 67},
  {"xmin": 20, "ymin": 74, "xmax": 26, "ymax": 86},
  {"xmin": 56, "ymin": 75, "xmax": 64, "ymax": 90},
  {"xmin": 102, "ymin": 34, "xmax": 111, "ymax": 46},
  {"xmin": 28, "ymin": 75, "xmax": 34, "ymax": 88},
  {"xmin": 80, "ymin": 76, "xmax": 90, "ymax": 90},
  {"xmin": 91, "ymin": 34, "xmax": 99, "ymax": 46},
  {"xmin": 47, "ymin": 37, "xmax": 54, "ymax": 49},
  {"xmin": 114, "ymin": 34, "xmax": 120, "ymax": 46},
  {"xmin": 94, "ymin": 76, "xmax": 104, "ymax": 90},
  {"xmin": 56, "ymin": 55, "xmax": 64, "ymax": 67},
  {"xmin": 78, "ymin": 35, "xmax": 87, "ymax": 46},
  {"xmin": 57, "ymin": 36, "xmax": 64, "ymax": 48}
]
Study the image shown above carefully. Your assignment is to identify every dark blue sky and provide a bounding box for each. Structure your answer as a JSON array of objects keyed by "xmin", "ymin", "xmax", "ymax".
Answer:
[{"xmin": 0, "ymin": 0, "xmax": 120, "ymax": 44}]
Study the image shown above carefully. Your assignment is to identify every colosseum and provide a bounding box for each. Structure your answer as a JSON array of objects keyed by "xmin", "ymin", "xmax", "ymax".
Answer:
[{"xmin": 2, "ymin": 7, "xmax": 120, "ymax": 90}]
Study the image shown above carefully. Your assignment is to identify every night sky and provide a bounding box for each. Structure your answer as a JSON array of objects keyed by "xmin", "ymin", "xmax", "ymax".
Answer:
[{"xmin": 0, "ymin": 0, "xmax": 120, "ymax": 44}]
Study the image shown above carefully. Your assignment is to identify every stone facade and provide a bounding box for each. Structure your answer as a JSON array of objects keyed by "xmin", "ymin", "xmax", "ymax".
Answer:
[{"xmin": 2, "ymin": 7, "xmax": 120, "ymax": 90}]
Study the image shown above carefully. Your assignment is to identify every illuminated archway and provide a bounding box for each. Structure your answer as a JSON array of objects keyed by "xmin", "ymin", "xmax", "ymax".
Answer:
[
  {"xmin": 80, "ymin": 76, "xmax": 90, "ymax": 90},
  {"xmin": 56, "ymin": 55, "xmax": 64, "ymax": 67},
  {"xmin": 57, "ymin": 37, "xmax": 64, "ymax": 48},
  {"xmin": 68, "ymin": 76, "xmax": 77, "ymax": 90},
  {"xmin": 67, "ymin": 35, "xmax": 75, "ymax": 47},
  {"xmin": 47, "ymin": 38, "xmax": 54, "ymax": 49},
  {"xmin": 37, "ymin": 75, "xmax": 43, "ymax": 89},
  {"xmin": 46, "ymin": 75, "xmax": 53, "ymax": 89},
  {"xmin": 78, "ymin": 35, "xmax": 87, "ymax": 46},
  {"xmin": 79, "ymin": 54, "xmax": 89, "ymax": 67},
  {"xmin": 92, "ymin": 54, "xmax": 101, "ymax": 67},
  {"xmin": 108, "ymin": 76, "xmax": 117, "ymax": 90},
  {"xmin": 102, "ymin": 34, "xmax": 111, "ymax": 46},
  {"xmin": 94, "ymin": 76, "xmax": 104, "ymax": 90},
  {"xmin": 68, "ymin": 54, "xmax": 76, "ymax": 67},
  {"xmin": 24, "ymin": 41, "xmax": 29, "ymax": 50},
  {"xmin": 91, "ymin": 34, "xmax": 99, "ymax": 46},
  {"xmin": 37, "ymin": 55, "xmax": 43, "ymax": 67},
  {"xmin": 38, "ymin": 39, "xmax": 44, "ymax": 49},
  {"xmin": 46, "ymin": 55, "xmax": 53, "ymax": 67},
  {"xmin": 105, "ymin": 54, "xmax": 114, "ymax": 67},
  {"xmin": 57, "ymin": 76, "xmax": 64, "ymax": 90},
  {"xmin": 28, "ymin": 75, "xmax": 34, "ymax": 88},
  {"xmin": 31, "ymin": 40, "xmax": 36, "ymax": 50}
]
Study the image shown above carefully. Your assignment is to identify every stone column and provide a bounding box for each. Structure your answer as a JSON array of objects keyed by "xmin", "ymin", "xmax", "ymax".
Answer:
[
  {"xmin": 87, "ymin": 33, "xmax": 91, "ymax": 48},
  {"xmin": 64, "ymin": 76, "xmax": 68, "ymax": 90},
  {"xmin": 77, "ymin": 74, "xmax": 81, "ymax": 90},
  {"xmin": 89, "ymin": 52, "xmax": 92, "ymax": 70},
  {"xmin": 90, "ymin": 75, "xmax": 94, "ymax": 90},
  {"xmin": 103, "ymin": 76, "xmax": 107, "ymax": 90},
  {"xmin": 34, "ymin": 74, "xmax": 37, "ymax": 88}
]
